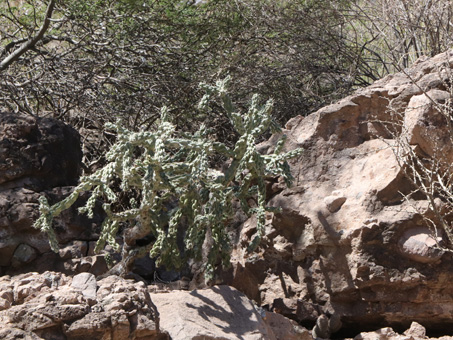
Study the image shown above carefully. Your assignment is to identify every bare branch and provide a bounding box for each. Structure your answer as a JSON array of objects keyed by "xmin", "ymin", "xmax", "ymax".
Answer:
[{"xmin": 0, "ymin": 0, "xmax": 55, "ymax": 72}]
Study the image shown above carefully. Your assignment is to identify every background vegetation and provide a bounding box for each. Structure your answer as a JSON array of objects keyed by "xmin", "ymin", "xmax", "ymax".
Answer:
[{"xmin": 4, "ymin": 0, "xmax": 450, "ymax": 167}]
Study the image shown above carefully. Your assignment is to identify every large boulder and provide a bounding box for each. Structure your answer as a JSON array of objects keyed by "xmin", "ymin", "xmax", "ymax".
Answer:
[
  {"xmin": 225, "ymin": 51, "xmax": 453, "ymax": 335},
  {"xmin": 0, "ymin": 113, "xmax": 104, "ymax": 275},
  {"xmin": 151, "ymin": 285, "xmax": 311, "ymax": 340}
]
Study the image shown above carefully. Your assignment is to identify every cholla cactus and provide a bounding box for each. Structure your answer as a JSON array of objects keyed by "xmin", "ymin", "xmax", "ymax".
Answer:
[{"xmin": 34, "ymin": 77, "xmax": 302, "ymax": 279}]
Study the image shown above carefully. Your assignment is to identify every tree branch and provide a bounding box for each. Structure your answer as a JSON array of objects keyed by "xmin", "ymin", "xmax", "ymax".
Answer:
[{"xmin": 0, "ymin": 0, "xmax": 55, "ymax": 72}]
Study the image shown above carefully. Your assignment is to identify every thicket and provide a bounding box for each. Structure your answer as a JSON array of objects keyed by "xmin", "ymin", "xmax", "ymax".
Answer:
[
  {"xmin": 0, "ymin": 0, "xmax": 369, "ymax": 164},
  {"xmin": 1, "ymin": 1, "xmax": 451, "ymax": 164},
  {"xmin": 347, "ymin": 0, "xmax": 453, "ymax": 79}
]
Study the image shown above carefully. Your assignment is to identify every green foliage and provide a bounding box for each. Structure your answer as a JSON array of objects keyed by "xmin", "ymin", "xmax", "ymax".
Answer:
[{"xmin": 34, "ymin": 78, "xmax": 302, "ymax": 279}]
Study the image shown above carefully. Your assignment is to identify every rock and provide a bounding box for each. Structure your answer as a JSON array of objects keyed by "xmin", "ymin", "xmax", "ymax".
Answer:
[
  {"xmin": 403, "ymin": 89, "xmax": 453, "ymax": 159},
  {"xmin": 0, "ymin": 272, "xmax": 315, "ymax": 340},
  {"xmin": 59, "ymin": 241, "xmax": 88, "ymax": 260},
  {"xmin": 151, "ymin": 285, "xmax": 284, "ymax": 340},
  {"xmin": 354, "ymin": 324, "xmax": 432, "ymax": 340},
  {"xmin": 11, "ymin": 243, "xmax": 38, "ymax": 268},
  {"xmin": 0, "ymin": 327, "xmax": 44, "ymax": 340},
  {"xmin": 404, "ymin": 321, "xmax": 427, "ymax": 338},
  {"xmin": 324, "ymin": 190, "xmax": 347, "ymax": 213},
  {"xmin": 0, "ymin": 271, "xmax": 161, "ymax": 340},
  {"xmin": 0, "ymin": 113, "xmax": 103, "ymax": 275},
  {"xmin": 263, "ymin": 310, "xmax": 312, "ymax": 340},
  {"xmin": 354, "ymin": 327, "xmax": 401, "ymax": 340},
  {"xmin": 0, "ymin": 113, "xmax": 82, "ymax": 191},
  {"xmin": 398, "ymin": 227, "xmax": 444, "ymax": 263},
  {"xmin": 312, "ymin": 314, "xmax": 330, "ymax": 339},
  {"xmin": 71, "ymin": 272, "xmax": 97, "ymax": 303},
  {"xmin": 225, "ymin": 50, "xmax": 453, "ymax": 334}
]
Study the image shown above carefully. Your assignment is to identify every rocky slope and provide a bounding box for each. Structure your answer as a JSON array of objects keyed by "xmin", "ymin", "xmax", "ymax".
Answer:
[
  {"xmin": 0, "ymin": 272, "xmax": 451, "ymax": 340},
  {"xmin": 1, "ymin": 50, "xmax": 453, "ymax": 339},
  {"xmin": 0, "ymin": 271, "xmax": 310, "ymax": 340},
  {"xmin": 226, "ymin": 50, "xmax": 453, "ymax": 336}
]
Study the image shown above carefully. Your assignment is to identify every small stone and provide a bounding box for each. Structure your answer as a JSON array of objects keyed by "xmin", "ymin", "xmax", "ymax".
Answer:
[
  {"xmin": 11, "ymin": 244, "xmax": 38, "ymax": 268},
  {"xmin": 404, "ymin": 321, "xmax": 426, "ymax": 338},
  {"xmin": 88, "ymin": 255, "xmax": 109, "ymax": 276},
  {"xmin": 399, "ymin": 227, "xmax": 444, "ymax": 263},
  {"xmin": 324, "ymin": 194, "xmax": 347, "ymax": 213},
  {"xmin": 313, "ymin": 314, "xmax": 330, "ymax": 339},
  {"xmin": 71, "ymin": 273, "xmax": 97, "ymax": 303}
]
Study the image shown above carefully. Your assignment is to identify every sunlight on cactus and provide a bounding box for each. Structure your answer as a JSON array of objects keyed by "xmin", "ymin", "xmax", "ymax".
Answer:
[{"xmin": 34, "ymin": 77, "xmax": 302, "ymax": 280}]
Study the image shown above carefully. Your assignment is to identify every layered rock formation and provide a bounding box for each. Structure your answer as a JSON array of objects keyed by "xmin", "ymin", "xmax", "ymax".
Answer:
[{"xmin": 227, "ymin": 51, "xmax": 453, "ymax": 336}]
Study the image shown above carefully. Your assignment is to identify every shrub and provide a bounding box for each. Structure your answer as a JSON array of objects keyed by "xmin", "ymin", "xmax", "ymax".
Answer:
[{"xmin": 34, "ymin": 78, "xmax": 302, "ymax": 279}]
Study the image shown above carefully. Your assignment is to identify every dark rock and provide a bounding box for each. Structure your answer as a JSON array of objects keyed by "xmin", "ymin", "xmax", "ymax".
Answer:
[
  {"xmin": 11, "ymin": 243, "xmax": 38, "ymax": 268},
  {"xmin": 0, "ymin": 113, "xmax": 101, "ymax": 275},
  {"xmin": 0, "ymin": 113, "xmax": 82, "ymax": 191}
]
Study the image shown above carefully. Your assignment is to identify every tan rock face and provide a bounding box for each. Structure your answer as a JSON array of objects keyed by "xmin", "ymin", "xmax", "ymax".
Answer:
[
  {"xmin": 152, "ymin": 285, "xmax": 273, "ymax": 340},
  {"xmin": 0, "ymin": 271, "xmax": 160, "ymax": 340},
  {"xmin": 226, "ymin": 50, "xmax": 453, "ymax": 335},
  {"xmin": 403, "ymin": 89, "xmax": 453, "ymax": 159},
  {"xmin": 151, "ymin": 285, "xmax": 312, "ymax": 340},
  {"xmin": 0, "ymin": 272, "xmax": 310, "ymax": 340}
]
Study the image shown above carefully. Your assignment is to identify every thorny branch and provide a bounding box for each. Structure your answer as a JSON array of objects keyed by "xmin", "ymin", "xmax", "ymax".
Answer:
[{"xmin": 376, "ymin": 55, "xmax": 453, "ymax": 251}]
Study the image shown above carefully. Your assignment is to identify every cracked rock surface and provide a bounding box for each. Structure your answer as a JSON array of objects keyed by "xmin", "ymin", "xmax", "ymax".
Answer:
[
  {"xmin": 0, "ymin": 271, "xmax": 311, "ymax": 340},
  {"xmin": 0, "ymin": 272, "xmax": 160, "ymax": 340},
  {"xmin": 226, "ymin": 51, "xmax": 453, "ymax": 335}
]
